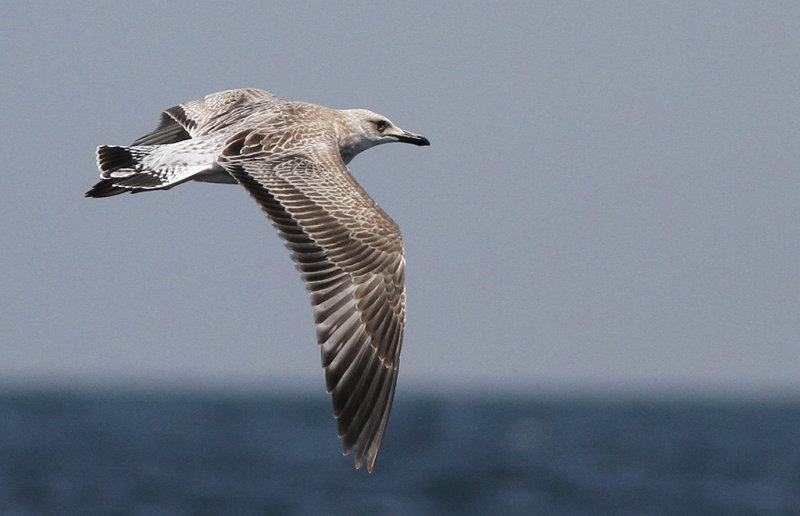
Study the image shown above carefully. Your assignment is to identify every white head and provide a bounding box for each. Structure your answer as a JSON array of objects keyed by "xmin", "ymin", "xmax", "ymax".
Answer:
[{"xmin": 336, "ymin": 109, "xmax": 429, "ymax": 163}]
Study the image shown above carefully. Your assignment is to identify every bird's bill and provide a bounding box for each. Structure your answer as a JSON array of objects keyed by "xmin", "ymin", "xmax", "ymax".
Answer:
[{"xmin": 394, "ymin": 130, "xmax": 430, "ymax": 146}]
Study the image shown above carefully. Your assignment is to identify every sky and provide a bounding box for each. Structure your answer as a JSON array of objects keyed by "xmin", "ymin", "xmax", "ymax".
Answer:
[{"xmin": 1, "ymin": 2, "xmax": 798, "ymax": 397}]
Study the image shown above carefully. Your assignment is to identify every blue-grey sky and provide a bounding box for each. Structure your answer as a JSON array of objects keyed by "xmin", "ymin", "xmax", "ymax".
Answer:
[{"xmin": 1, "ymin": 2, "xmax": 798, "ymax": 396}]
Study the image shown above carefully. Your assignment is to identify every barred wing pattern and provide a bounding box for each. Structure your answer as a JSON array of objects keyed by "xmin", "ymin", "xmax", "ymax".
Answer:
[
  {"xmin": 132, "ymin": 88, "xmax": 282, "ymax": 145},
  {"xmin": 219, "ymin": 135, "xmax": 405, "ymax": 473},
  {"xmin": 87, "ymin": 88, "xmax": 429, "ymax": 471},
  {"xmin": 89, "ymin": 89, "xmax": 285, "ymax": 197}
]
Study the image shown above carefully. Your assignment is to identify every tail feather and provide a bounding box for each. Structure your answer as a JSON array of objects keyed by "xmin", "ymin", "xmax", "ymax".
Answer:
[
  {"xmin": 97, "ymin": 145, "xmax": 157, "ymax": 177},
  {"xmin": 97, "ymin": 146, "xmax": 135, "ymax": 175},
  {"xmin": 87, "ymin": 145, "xmax": 172, "ymax": 197},
  {"xmin": 87, "ymin": 143, "xmax": 219, "ymax": 198}
]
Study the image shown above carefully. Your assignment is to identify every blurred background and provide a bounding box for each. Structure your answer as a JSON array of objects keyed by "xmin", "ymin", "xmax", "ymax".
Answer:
[{"xmin": 1, "ymin": 2, "xmax": 798, "ymax": 514}]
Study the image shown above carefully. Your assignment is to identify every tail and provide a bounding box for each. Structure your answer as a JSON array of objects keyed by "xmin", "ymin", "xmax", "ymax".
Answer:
[{"xmin": 86, "ymin": 145, "xmax": 180, "ymax": 198}]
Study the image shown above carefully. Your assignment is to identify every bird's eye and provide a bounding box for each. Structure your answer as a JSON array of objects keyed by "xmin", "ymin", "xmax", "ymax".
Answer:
[{"xmin": 375, "ymin": 120, "xmax": 389, "ymax": 132}]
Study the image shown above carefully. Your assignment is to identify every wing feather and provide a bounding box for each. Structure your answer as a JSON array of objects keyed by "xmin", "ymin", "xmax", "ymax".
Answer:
[
  {"xmin": 132, "ymin": 89, "xmax": 282, "ymax": 145},
  {"xmin": 220, "ymin": 142, "xmax": 405, "ymax": 472}
]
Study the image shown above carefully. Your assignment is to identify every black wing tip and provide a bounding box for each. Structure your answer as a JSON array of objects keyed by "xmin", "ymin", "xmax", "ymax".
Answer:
[
  {"xmin": 336, "ymin": 363, "xmax": 398, "ymax": 474},
  {"xmin": 132, "ymin": 118, "xmax": 191, "ymax": 146},
  {"xmin": 85, "ymin": 179, "xmax": 129, "ymax": 197},
  {"xmin": 344, "ymin": 442, "xmax": 378, "ymax": 473}
]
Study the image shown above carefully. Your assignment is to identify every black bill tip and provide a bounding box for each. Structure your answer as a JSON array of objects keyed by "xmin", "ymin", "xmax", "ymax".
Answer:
[{"xmin": 396, "ymin": 131, "xmax": 430, "ymax": 146}]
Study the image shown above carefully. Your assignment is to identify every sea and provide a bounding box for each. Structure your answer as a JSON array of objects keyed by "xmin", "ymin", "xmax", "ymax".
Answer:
[{"xmin": 0, "ymin": 390, "xmax": 798, "ymax": 515}]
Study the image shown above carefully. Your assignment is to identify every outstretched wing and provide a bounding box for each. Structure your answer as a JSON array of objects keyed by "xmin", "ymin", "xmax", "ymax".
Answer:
[
  {"xmin": 132, "ymin": 88, "xmax": 282, "ymax": 145},
  {"xmin": 219, "ymin": 131, "xmax": 405, "ymax": 473}
]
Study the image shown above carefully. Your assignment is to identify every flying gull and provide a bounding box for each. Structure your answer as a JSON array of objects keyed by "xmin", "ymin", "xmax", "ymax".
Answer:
[{"xmin": 86, "ymin": 88, "xmax": 429, "ymax": 472}]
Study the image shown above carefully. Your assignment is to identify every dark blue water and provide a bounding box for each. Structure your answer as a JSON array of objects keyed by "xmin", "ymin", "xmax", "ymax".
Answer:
[{"xmin": 0, "ymin": 391, "xmax": 798, "ymax": 515}]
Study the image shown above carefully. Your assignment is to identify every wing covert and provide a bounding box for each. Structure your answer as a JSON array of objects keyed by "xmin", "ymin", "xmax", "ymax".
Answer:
[
  {"xmin": 132, "ymin": 88, "xmax": 283, "ymax": 145},
  {"xmin": 219, "ymin": 144, "xmax": 405, "ymax": 472}
]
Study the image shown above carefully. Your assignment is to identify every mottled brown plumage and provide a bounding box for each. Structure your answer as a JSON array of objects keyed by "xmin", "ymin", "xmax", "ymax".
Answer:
[{"xmin": 87, "ymin": 89, "xmax": 429, "ymax": 472}]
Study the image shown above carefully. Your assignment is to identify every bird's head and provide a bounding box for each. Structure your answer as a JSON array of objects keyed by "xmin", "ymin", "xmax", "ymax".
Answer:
[{"xmin": 337, "ymin": 109, "xmax": 429, "ymax": 163}]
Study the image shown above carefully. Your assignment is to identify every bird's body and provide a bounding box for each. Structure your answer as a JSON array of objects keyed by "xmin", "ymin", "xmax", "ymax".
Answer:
[{"xmin": 87, "ymin": 88, "xmax": 429, "ymax": 472}]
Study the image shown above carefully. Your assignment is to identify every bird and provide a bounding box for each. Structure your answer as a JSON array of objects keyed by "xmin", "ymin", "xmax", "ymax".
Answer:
[{"xmin": 86, "ymin": 88, "xmax": 429, "ymax": 472}]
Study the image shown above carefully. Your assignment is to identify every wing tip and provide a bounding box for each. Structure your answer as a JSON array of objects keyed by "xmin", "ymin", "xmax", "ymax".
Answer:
[
  {"xmin": 344, "ymin": 441, "xmax": 378, "ymax": 473},
  {"xmin": 85, "ymin": 179, "xmax": 129, "ymax": 197}
]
